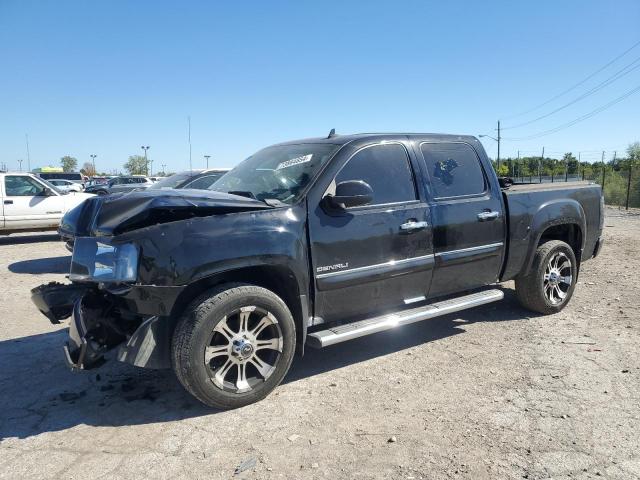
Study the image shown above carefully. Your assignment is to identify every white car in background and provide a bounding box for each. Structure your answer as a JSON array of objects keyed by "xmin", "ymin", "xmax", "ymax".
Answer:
[
  {"xmin": 0, "ymin": 172, "xmax": 93, "ymax": 234},
  {"xmin": 47, "ymin": 179, "xmax": 84, "ymax": 193}
]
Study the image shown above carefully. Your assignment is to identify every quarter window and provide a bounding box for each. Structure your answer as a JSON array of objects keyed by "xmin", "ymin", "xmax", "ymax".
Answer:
[
  {"xmin": 421, "ymin": 143, "xmax": 486, "ymax": 198},
  {"xmin": 335, "ymin": 143, "xmax": 417, "ymax": 206}
]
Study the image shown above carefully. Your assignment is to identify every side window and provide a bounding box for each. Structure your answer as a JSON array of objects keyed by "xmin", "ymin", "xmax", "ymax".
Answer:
[
  {"xmin": 184, "ymin": 174, "xmax": 223, "ymax": 190},
  {"xmin": 4, "ymin": 176, "xmax": 47, "ymax": 196},
  {"xmin": 335, "ymin": 143, "xmax": 417, "ymax": 206},
  {"xmin": 421, "ymin": 143, "xmax": 486, "ymax": 198}
]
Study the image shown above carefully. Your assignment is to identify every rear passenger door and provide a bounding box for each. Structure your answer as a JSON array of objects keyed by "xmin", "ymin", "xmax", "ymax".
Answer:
[
  {"xmin": 418, "ymin": 141, "xmax": 506, "ymax": 297},
  {"xmin": 308, "ymin": 141, "xmax": 434, "ymax": 324}
]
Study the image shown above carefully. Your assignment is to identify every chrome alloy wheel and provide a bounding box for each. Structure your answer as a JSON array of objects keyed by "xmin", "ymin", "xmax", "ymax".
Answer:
[
  {"xmin": 543, "ymin": 252, "xmax": 572, "ymax": 305},
  {"xmin": 204, "ymin": 306, "xmax": 283, "ymax": 393}
]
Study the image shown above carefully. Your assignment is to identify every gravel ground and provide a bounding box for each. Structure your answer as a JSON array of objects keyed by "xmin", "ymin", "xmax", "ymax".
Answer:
[{"xmin": 1, "ymin": 207, "xmax": 638, "ymax": 480}]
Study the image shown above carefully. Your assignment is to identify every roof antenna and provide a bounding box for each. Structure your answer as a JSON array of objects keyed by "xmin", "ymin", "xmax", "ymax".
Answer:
[{"xmin": 327, "ymin": 128, "xmax": 336, "ymax": 139}]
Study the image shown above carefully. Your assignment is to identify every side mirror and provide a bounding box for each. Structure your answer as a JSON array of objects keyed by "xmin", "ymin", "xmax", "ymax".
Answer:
[
  {"xmin": 325, "ymin": 180, "xmax": 373, "ymax": 209},
  {"xmin": 41, "ymin": 187, "xmax": 55, "ymax": 196}
]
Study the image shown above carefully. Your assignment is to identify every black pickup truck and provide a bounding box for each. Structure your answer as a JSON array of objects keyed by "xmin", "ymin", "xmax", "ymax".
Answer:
[{"xmin": 32, "ymin": 132, "xmax": 604, "ymax": 409}]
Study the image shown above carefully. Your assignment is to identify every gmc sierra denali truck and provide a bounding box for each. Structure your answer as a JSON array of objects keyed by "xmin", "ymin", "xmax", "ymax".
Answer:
[{"xmin": 31, "ymin": 133, "xmax": 604, "ymax": 409}]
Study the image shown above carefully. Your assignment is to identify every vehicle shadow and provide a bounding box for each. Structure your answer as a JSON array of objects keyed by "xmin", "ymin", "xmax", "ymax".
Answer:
[
  {"xmin": 7, "ymin": 255, "xmax": 71, "ymax": 274},
  {"xmin": 0, "ymin": 288, "xmax": 533, "ymax": 441},
  {"xmin": 0, "ymin": 233, "xmax": 60, "ymax": 246}
]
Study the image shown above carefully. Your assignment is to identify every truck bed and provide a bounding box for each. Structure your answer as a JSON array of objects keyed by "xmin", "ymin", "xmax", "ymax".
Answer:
[{"xmin": 500, "ymin": 181, "xmax": 603, "ymax": 281}]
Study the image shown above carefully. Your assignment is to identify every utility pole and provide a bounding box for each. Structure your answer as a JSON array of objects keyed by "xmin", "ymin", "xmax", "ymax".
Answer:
[
  {"xmin": 516, "ymin": 150, "xmax": 520, "ymax": 181},
  {"xmin": 25, "ymin": 134, "xmax": 31, "ymax": 172},
  {"xmin": 580, "ymin": 152, "xmax": 585, "ymax": 180},
  {"xmin": 601, "ymin": 151, "xmax": 606, "ymax": 187},
  {"xmin": 161, "ymin": 163, "xmax": 166, "ymax": 175},
  {"xmin": 18, "ymin": 159, "xmax": 23, "ymax": 172},
  {"xmin": 204, "ymin": 155, "xmax": 210, "ymax": 169},
  {"xmin": 626, "ymin": 162, "xmax": 632, "ymax": 210},
  {"xmin": 188, "ymin": 116, "xmax": 192, "ymax": 173},
  {"xmin": 141, "ymin": 146, "xmax": 150, "ymax": 176},
  {"xmin": 496, "ymin": 120, "xmax": 501, "ymax": 173},
  {"xmin": 90, "ymin": 154, "xmax": 97, "ymax": 176},
  {"xmin": 539, "ymin": 147, "xmax": 544, "ymax": 183},
  {"xmin": 565, "ymin": 155, "xmax": 569, "ymax": 182}
]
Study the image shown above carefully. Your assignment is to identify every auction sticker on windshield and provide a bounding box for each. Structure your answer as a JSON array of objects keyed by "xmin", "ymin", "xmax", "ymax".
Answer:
[{"xmin": 276, "ymin": 154, "xmax": 312, "ymax": 170}]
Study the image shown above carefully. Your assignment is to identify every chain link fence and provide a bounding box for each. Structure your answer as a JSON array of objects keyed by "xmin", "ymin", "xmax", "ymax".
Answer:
[{"xmin": 504, "ymin": 161, "xmax": 639, "ymax": 209}]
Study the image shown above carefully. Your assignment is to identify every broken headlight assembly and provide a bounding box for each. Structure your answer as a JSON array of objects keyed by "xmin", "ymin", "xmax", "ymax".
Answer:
[{"xmin": 69, "ymin": 237, "xmax": 138, "ymax": 283}]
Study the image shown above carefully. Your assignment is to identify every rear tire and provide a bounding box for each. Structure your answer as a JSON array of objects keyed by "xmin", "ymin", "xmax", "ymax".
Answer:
[
  {"xmin": 171, "ymin": 283, "xmax": 296, "ymax": 409},
  {"xmin": 516, "ymin": 240, "xmax": 577, "ymax": 314}
]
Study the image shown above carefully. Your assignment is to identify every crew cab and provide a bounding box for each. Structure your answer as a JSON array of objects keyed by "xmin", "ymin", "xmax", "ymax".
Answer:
[
  {"xmin": 0, "ymin": 172, "xmax": 93, "ymax": 234},
  {"xmin": 31, "ymin": 133, "xmax": 604, "ymax": 409}
]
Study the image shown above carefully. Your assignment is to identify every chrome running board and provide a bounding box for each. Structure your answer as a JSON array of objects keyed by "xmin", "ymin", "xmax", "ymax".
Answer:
[{"xmin": 306, "ymin": 289, "xmax": 503, "ymax": 348}]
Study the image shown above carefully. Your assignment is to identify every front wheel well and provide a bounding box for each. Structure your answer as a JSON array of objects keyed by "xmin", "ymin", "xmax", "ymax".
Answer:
[{"xmin": 170, "ymin": 266, "xmax": 306, "ymax": 352}]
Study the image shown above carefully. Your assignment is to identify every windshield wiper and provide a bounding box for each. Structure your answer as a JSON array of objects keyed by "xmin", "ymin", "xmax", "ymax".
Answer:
[
  {"xmin": 227, "ymin": 190, "xmax": 257, "ymax": 200},
  {"xmin": 262, "ymin": 198, "xmax": 286, "ymax": 207}
]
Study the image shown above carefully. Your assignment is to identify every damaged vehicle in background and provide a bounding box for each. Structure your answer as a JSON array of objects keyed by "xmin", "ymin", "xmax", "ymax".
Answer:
[{"xmin": 31, "ymin": 132, "xmax": 604, "ymax": 409}]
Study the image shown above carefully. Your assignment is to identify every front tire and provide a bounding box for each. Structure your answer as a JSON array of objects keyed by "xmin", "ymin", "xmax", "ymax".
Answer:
[
  {"xmin": 171, "ymin": 283, "xmax": 296, "ymax": 409},
  {"xmin": 515, "ymin": 240, "xmax": 577, "ymax": 314}
]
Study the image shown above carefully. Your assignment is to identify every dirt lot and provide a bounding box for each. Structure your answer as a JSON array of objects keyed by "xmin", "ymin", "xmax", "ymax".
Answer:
[{"xmin": 0, "ymin": 207, "xmax": 638, "ymax": 480}]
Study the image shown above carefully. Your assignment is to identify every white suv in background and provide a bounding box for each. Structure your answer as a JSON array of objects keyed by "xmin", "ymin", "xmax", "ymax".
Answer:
[{"xmin": 0, "ymin": 172, "xmax": 93, "ymax": 234}]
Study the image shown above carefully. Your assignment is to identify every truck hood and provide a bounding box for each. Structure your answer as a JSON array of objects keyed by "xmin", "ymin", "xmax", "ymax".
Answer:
[{"xmin": 59, "ymin": 188, "xmax": 273, "ymax": 237}]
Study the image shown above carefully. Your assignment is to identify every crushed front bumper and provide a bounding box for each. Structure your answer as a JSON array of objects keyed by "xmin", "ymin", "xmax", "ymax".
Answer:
[
  {"xmin": 31, "ymin": 282, "xmax": 178, "ymax": 371},
  {"xmin": 64, "ymin": 299, "xmax": 105, "ymax": 370},
  {"xmin": 31, "ymin": 282, "xmax": 90, "ymax": 324}
]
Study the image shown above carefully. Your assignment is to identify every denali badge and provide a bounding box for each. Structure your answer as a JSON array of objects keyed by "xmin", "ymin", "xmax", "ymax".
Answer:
[{"xmin": 317, "ymin": 262, "xmax": 349, "ymax": 273}]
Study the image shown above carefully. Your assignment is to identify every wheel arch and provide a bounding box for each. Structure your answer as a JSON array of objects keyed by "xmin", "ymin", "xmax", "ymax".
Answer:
[
  {"xmin": 523, "ymin": 199, "xmax": 586, "ymax": 276},
  {"xmin": 170, "ymin": 264, "xmax": 309, "ymax": 355}
]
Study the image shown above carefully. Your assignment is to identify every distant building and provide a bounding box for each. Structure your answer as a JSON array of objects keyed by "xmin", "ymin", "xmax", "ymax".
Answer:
[{"xmin": 32, "ymin": 166, "xmax": 64, "ymax": 173}]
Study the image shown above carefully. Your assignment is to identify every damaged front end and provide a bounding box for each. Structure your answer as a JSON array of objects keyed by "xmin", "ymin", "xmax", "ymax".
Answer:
[
  {"xmin": 31, "ymin": 188, "xmax": 277, "ymax": 372},
  {"xmin": 32, "ymin": 282, "xmax": 176, "ymax": 371}
]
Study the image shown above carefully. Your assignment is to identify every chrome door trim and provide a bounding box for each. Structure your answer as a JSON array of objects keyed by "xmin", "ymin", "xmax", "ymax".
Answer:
[
  {"xmin": 434, "ymin": 242, "xmax": 504, "ymax": 257},
  {"xmin": 316, "ymin": 253, "xmax": 435, "ymax": 279}
]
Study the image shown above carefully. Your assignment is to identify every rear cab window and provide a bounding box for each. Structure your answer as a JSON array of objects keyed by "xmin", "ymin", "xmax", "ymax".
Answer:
[{"xmin": 420, "ymin": 143, "xmax": 486, "ymax": 199}]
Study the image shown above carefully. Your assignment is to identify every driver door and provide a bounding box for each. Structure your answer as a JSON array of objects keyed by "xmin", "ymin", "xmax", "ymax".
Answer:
[
  {"xmin": 2, "ymin": 175, "xmax": 64, "ymax": 229},
  {"xmin": 308, "ymin": 141, "xmax": 434, "ymax": 324}
]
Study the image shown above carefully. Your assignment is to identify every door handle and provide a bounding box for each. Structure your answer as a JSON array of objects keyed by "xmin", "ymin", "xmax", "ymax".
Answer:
[
  {"xmin": 400, "ymin": 220, "xmax": 429, "ymax": 232},
  {"xmin": 4, "ymin": 200, "xmax": 13, "ymax": 205},
  {"xmin": 477, "ymin": 211, "xmax": 500, "ymax": 221}
]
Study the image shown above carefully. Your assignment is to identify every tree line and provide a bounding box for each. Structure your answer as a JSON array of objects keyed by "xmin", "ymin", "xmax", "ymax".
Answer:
[
  {"xmin": 58, "ymin": 154, "xmax": 164, "ymax": 176},
  {"xmin": 491, "ymin": 142, "xmax": 640, "ymax": 208}
]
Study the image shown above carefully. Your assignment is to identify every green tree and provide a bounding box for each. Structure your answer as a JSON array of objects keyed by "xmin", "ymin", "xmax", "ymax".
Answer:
[
  {"xmin": 60, "ymin": 155, "xmax": 78, "ymax": 172},
  {"xmin": 627, "ymin": 142, "xmax": 640, "ymax": 164},
  {"xmin": 124, "ymin": 155, "xmax": 148, "ymax": 175}
]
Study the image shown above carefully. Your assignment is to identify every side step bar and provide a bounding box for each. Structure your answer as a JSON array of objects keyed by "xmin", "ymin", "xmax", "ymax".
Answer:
[{"xmin": 306, "ymin": 289, "xmax": 503, "ymax": 348}]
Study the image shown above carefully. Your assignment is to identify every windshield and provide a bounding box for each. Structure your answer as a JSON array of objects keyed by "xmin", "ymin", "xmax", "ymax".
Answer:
[
  {"xmin": 209, "ymin": 144, "xmax": 339, "ymax": 204},
  {"xmin": 149, "ymin": 172, "xmax": 199, "ymax": 189}
]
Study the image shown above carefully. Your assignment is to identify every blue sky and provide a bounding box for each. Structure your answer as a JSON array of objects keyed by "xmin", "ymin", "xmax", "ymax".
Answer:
[{"xmin": 1, "ymin": 1, "xmax": 639, "ymax": 173}]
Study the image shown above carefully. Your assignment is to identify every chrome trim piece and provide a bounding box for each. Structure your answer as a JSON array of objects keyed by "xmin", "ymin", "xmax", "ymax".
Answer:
[
  {"xmin": 307, "ymin": 289, "xmax": 504, "ymax": 348},
  {"xmin": 434, "ymin": 242, "xmax": 503, "ymax": 257},
  {"xmin": 404, "ymin": 296, "xmax": 426, "ymax": 305},
  {"xmin": 314, "ymin": 243, "xmax": 504, "ymax": 280},
  {"xmin": 315, "ymin": 254, "xmax": 435, "ymax": 279}
]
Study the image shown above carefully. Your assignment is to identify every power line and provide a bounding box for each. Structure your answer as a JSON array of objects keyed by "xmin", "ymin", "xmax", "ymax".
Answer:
[
  {"xmin": 502, "ymin": 38, "xmax": 640, "ymax": 120},
  {"xmin": 502, "ymin": 55, "xmax": 640, "ymax": 130},
  {"xmin": 504, "ymin": 83, "xmax": 640, "ymax": 141}
]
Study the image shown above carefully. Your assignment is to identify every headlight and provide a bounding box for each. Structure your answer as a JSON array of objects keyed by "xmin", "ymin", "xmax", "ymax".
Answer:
[{"xmin": 70, "ymin": 237, "xmax": 138, "ymax": 283}]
